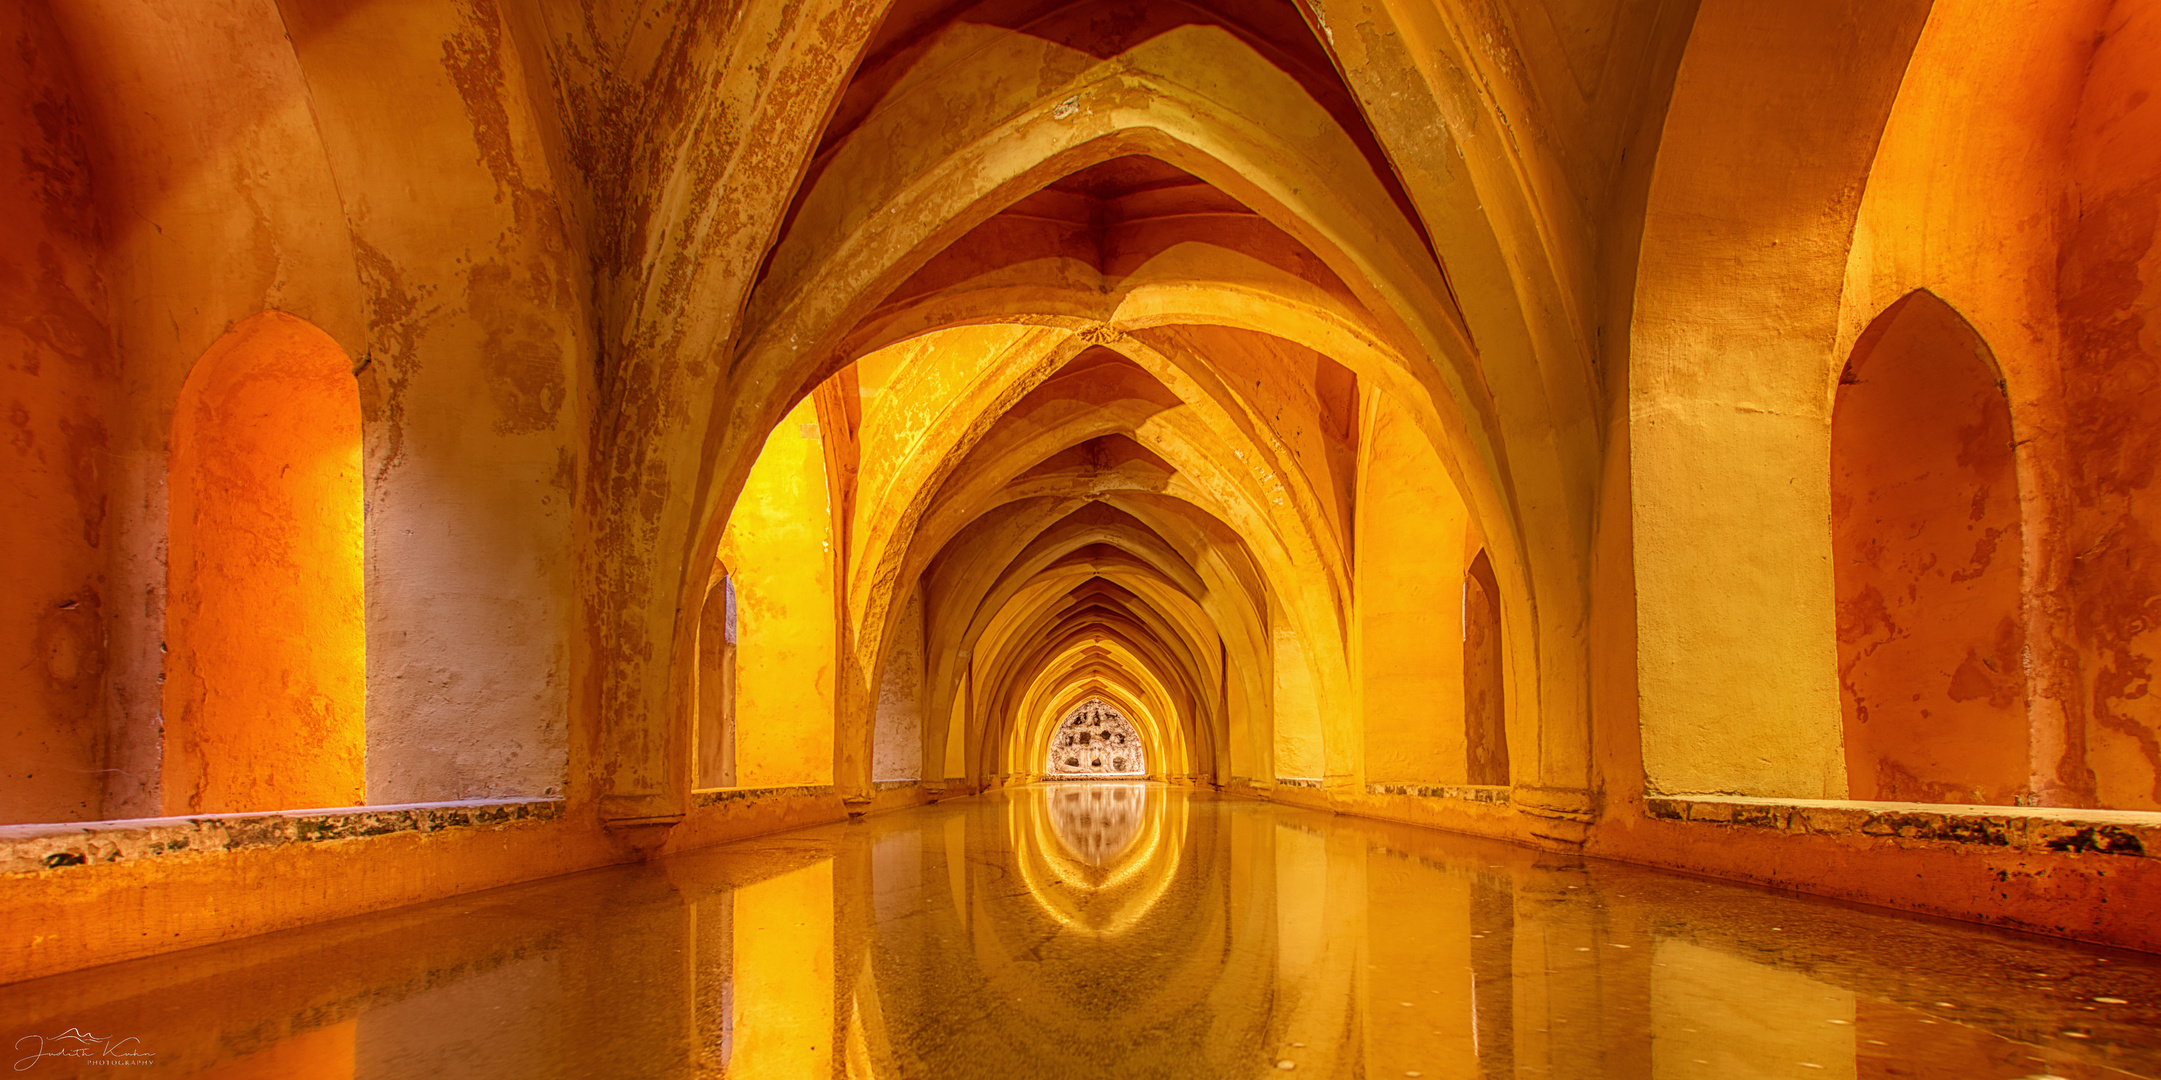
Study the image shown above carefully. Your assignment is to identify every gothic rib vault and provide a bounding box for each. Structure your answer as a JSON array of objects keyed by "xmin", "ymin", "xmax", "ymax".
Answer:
[{"xmin": 2, "ymin": 0, "xmax": 2160, "ymax": 990}]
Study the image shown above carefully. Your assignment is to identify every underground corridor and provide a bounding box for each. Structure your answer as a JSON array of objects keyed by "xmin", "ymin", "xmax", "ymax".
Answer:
[{"xmin": 4, "ymin": 0, "xmax": 2161, "ymax": 1076}]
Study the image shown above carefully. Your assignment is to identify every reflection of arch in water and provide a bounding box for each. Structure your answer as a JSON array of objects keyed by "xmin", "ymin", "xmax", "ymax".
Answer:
[
  {"xmin": 1012, "ymin": 783, "xmax": 1182, "ymax": 937},
  {"xmin": 1045, "ymin": 700, "xmax": 1145, "ymax": 777},
  {"xmin": 1046, "ymin": 782, "xmax": 1148, "ymax": 866},
  {"xmin": 855, "ymin": 787, "xmax": 1252, "ymax": 1073}
]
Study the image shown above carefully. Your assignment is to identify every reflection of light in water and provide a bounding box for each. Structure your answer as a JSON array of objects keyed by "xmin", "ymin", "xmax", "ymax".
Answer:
[
  {"xmin": 1012, "ymin": 782, "xmax": 1182, "ymax": 937},
  {"xmin": 1046, "ymin": 783, "xmax": 1147, "ymax": 866}
]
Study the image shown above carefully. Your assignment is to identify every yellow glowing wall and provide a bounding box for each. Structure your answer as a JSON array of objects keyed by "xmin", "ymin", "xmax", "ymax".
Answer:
[
  {"xmin": 1272, "ymin": 619, "xmax": 1325, "ymax": 780},
  {"xmin": 717, "ymin": 396, "xmax": 836, "ymax": 788},
  {"xmin": 1356, "ymin": 397, "xmax": 1474, "ymax": 785}
]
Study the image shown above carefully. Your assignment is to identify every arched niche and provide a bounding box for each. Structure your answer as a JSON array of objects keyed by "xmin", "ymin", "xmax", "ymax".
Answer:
[
  {"xmin": 1463, "ymin": 549, "xmax": 1508, "ymax": 786},
  {"xmin": 1046, "ymin": 700, "xmax": 1145, "ymax": 777},
  {"xmin": 1834, "ymin": 291, "xmax": 2027, "ymax": 805},
  {"xmin": 163, "ymin": 312, "xmax": 364, "ymax": 814}
]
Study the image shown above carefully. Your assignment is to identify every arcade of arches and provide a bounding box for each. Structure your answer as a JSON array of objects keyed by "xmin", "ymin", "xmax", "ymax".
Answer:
[{"xmin": 4, "ymin": 0, "xmax": 2161, "ymax": 1017}]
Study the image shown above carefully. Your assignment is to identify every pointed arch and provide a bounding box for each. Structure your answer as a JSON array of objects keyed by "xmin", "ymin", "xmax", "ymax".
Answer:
[
  {"xmin": 1834, "ymin": 290, "xmax": 2026, "ymax": 804},
  {"xmin": 1631, "ymin": 0, "xmax": 1934, "ymax": 798},
  {"xmin": 667, "ymin": 26, "xmax": 1498, "ymax": 803},
  {"xmin": 1464, "ymin": 549, "xmax": 1508, "ymax": 786}
]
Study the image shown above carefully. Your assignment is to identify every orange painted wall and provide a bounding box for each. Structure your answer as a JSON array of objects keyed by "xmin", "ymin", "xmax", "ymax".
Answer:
[
  {"xmin": 1832, "ymin": 293, "xmax": 2027, "ymax": 804},
  {"xmin": 0, "ymin": 1, "xmax": 115, "ymax": 824},
  {"xmin": 163, "ymin": 313, "xmax": 365, "ymax": 814},
  {"xmin": 1830, "ymin": 0, "xmax": 2161, "ymax": 810},
  {"xmin": 1835, "ymin": 0, "xmax": 2099, "ymax": 810},
  {"xmin": 2060, "ymin": 1, "xmax": 2161, "ymax": 810}
]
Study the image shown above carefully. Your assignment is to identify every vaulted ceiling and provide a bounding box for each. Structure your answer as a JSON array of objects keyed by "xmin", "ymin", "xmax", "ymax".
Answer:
[{"xmin": 705, "ymin": 0, "xmax": 1633, "ymax": 783}]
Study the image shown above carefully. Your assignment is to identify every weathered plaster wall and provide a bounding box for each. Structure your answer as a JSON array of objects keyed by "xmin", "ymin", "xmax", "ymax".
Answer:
[
  {"xmin": 1582, "ymin": 0, "xmax": 2161, "ymax": 951},
  {"xmin": 573, "ymin": 0, "xmax": 887, "ymax": 825},
  {"xmin": 14, "ymin": 0, "xmax": 568, "ymax": 821},
  {"xmin": 0, "ymin": 1, "xmax": 114, "ymax": 824},
  {"xmin": 163, "ymin": 314, "xmax": 366, "ymax": 814},
  {"xmin": 279, "ymin": 0, "xmax": 584, "ymax": 805},
  {"xmin": 1825, "ymin": 0, "xmax": 2161, "ymax": 810},
  {"xmin": 873, "ymin": 587, "xmax": 925, "ymax": 781},
  {"xmin": 1833, "ymin": 295, "xmax": 2026, "ymax": 805},
  {"xmin": 49, "ymin": 0, "xmax": 375, "ymax": 819},
  {"xmin": 1835, "ymin": 0, "xmax": 2101, "ymax": 811},
  {"xmin": 718, "ymin": 397, "xmax": 837, "ymax": 790},
  {"xmin": 1, "ymin": 0, "xmax": 584, "ymax": 822},
  {"xmin": 2061, "ymin": 1, "xmax": 2161, "ymax": 811}
]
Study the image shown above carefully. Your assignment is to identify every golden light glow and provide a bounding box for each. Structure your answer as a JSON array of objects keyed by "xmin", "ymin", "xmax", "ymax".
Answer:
[{"xmin": 1009, "ymin": 783, "xmax": 1185, "ymax": 937}]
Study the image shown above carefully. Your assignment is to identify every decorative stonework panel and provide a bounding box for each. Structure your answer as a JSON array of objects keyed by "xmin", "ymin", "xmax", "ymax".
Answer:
[{"xmin": 1046, "ymin": 700, "xmax": 1144, "ymax": 776}]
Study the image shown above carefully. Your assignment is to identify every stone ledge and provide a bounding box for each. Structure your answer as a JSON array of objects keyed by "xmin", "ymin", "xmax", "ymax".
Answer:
[
  {"xmin": 1366, "ymin": 782, "xmax": 1510, "ymax": 804},
  {"xmin": 691, "ymin": 784, "xmax": 834, "ymax": 808},
  {"xmin": 1275, "ymin": 777, "xmax": 1326, "ymax": 789},
  {"xmin": 0, "ymin": 798, "xmax": 563, "ymax": 876},
  {"xmin": 1644, "ymin": 795, "xmax": 2161, "ymax": 858},
  {"xmin": 872, "ymin": 780, "xmax": 918, "ymax": 791}
]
